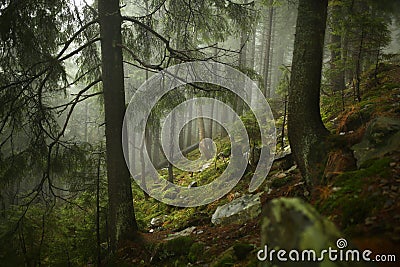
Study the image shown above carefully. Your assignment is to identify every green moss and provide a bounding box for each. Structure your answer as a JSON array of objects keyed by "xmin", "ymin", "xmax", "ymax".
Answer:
[
  {"xmin": 163, "ymin": 236, "xmax": 194, "ymax": 256},
  {"xmin": 164, "ymin": 208, "xmax": 196, "ymax": 230},
  {"xmin": 321, "ymin": 93, "xmax": 343, "ymax": 128},
  {"xmin": 210, "ymin": 243, "xmax": 255, "ymax": 267},
  {"xmin": 341, "ymin": 194, "xmax": 381, "ymax": 228},
  {"xmin": 188, "ymin": 242, "xmax": 206, "ymax": 263},
  {"xmin": 382, "ymin": 82, "xmax": 399, "ymax": 90},
  {"xmin": 334, "ymin": 157, "xmax": 390, "ymax": 186},
  {"xmin": 211, "ymin": 248, "xmax": 235, "ymax": 267},
  {"xmin": 317, "ymin": 158, "xmax": 390, "ymax": 230}
]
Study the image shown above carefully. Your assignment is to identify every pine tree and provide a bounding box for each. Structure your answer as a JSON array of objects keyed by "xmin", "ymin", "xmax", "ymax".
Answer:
[{"xmin": 288, "ymin": 0, "xmax": 330, "ymax": 185}]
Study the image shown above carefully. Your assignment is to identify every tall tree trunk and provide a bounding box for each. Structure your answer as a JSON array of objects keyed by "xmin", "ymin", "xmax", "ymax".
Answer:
[
  {"xmin": 329, "ymin": 32, "xmax": 346, "ymax": 92},
  {"xmin": 354, "ymin": 28, "xmax": 364, "ymax": 102},
  {"xmin": 140, "ymin": 135, "xmax": 149, "ymax": 199},
  {"xmin": 153, "ymin": 123, "xmax": 161, "ymax": 167},
  {"xmin": 84, "ymin": 101, "xmax": 89, "ymax": 142},
  {"xmin": 280, "ymin": 95, "xmax": 287, "ymax": 151},
  {"xmin": 268, "ymin": 18, "xmax": 275, "ymax": 96},
  {"xmin": 96, "ymin": 146, "xmax": 102, "ymax": 267},
  {"xmin": 288, "ymin": 0, "xmax": 330, "ymax": 186},
  {"xmin": 185, "ymin": 94, "xmax": 193, "ymax": 148},
  {"xmin": 262, "ymin": 0, "xmax": 274, "ymax": 98},
  {"xmin": 258, "ymin": 21, "xmax": 266, "ymax": 80},
  {"xmin": 235, "ymin": 25, "xmax": 247, "ymax": 115},
  {"xmin": 329, "ymin": 5, "xmax": 345, "ymax": 93},
  {"xmin": 342, "ymin": 31, "xmax": 351, "ymax": 85},
  {"xmin": 248, "ymin": 27, "xmax": 257, "ymax": 71},
  {"xmin": 168, "ymin": 111, "xmax": 175, "ymax": 183},
  {"xmin": 98, "ymin": 0, "xmax": 137, "ymax": 250},
  {"xmin": 197, "ymin": 104, "xmax": 213, "ymax": 159},
  {"xmin": 198, "ymin": 105, "xmax": 206, "ymax": 141},
  {"xmin": 209, "ymin": 92, "xmax": 215, "ymax": 138},
  {"xmin": 145, "ymin": 126, "xmax": 153, "ymax": 162}
]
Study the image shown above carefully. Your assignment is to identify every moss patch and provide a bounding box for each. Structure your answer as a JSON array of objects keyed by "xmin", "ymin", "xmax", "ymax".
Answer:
[
  {"xmin": 317, "ymin": 158, "xmax": 391, "ymax": 232},
  {"xmin": 211, "ymin": 243, "xmax": 255, "ymax": 267}
]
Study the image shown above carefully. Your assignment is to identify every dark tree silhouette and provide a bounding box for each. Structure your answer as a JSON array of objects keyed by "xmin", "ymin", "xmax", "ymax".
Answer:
[
  {"xmin": 98, "ymin": 0, "xmax": 138, "ymax": 249},
  {"xmin": 288, "ymin": 0, "xmax": 330, "ymax": 185}
]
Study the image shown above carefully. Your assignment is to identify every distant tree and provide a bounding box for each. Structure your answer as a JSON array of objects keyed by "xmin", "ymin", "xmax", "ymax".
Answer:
[
  {"xmin": 327, "ymin": 0, "xmax": 391, "ymax": 100},
  {"xmin": 262, "ymin": 0, "xmax": 274, "ymax": 98},
  {"xmin": 288, "ymin": 0, "xmax": 330, "ymax": 185},
  {"xmin": 327, "ymin": 3, "xmax": 346, "ymax": 94}
]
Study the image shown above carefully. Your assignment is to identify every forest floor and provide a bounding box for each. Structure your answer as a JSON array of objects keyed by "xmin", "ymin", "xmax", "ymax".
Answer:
[{"xmin": 109, "ymin": 63, "xmax": 400, "ymax": 267}]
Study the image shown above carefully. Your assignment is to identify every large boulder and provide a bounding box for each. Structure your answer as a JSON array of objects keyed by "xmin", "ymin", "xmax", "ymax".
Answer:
[
  {"xmin": 352, "ymin": 117, "xmax": 400, "ymax": 168},
  {"xmin": 211, "ymin": 193, "xmax": 262, "ymax": 225},
  {"xmin": 259, "ymin": 198, "xmax": 375, "ymax": 267}
]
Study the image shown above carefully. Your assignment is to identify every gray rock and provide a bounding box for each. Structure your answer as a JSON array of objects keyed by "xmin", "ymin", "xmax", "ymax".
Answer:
[
  {"xmin": 352, "ymin": 117, "xmax": 400, "ymax": 168},
  {"xmin": 211, "ymin": 193, "xmax": 262, "ymax": 225},
  {"xmin": 164, "ymin": 226, "xmax": 197, "ymax": 240}
]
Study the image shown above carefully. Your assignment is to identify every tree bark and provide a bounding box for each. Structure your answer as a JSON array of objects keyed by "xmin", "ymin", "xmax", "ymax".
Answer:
[
  {"xmin": 354, "ymin": 28, "xmax": 364, "ymax": 102},
  {"xmin": 329, "ymin": 5, "xmax": 345, "ymax": 93},
  {"xmin": 209, "ymin": 92, "xmax": 215, "ymax": 138},
  {"xmin": 98, "ymin": 0, "xmax": 137, "ymax": 250},
  {"xmin": 185, "ymin": 97, "xmax": 193, "ymax": 147},
  {"xmin": 96, "ymin": 147, "xmax": 101, "ymax": 267},
  {"xmin": 168, "ymin": 111, "xmax": 175, "ymax": 183},
  {"xmin": 248, "ymin": 27, "xmax": 257, "ymax": 71},
  {"xmin": 197, "ymin": 104, "xmax": 213, "ymax": 159},
  {"xmin": 329, "ymin": 31, "xmax": 346, "ymax": 92},
  {"xmin": 153, "ymin": 123, "xmax": 161, "ymax": 167},
  {"xmin": 262, "ymin": 0, "xmax": 274, "ymax": 98},
  {"xmin": 288, "ymin": 0, "xmax": 330, "ymax": 186},
  {"xmin": 235, "ymin": 25, "xmax": 247, "ymax": 115},
  {"xmin": 140, "ymin": 132, "xmax": 149, "ymax": 199}
]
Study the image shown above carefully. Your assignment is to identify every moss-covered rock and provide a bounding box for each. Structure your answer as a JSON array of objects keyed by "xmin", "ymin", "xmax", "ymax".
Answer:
[
  {"xmin": 164, "ymin": 236, "xmax": 194, "ymax": 256},
  {"xmin": 188, "ymin": 241, "xmax": 206, "ymax": 263},
  {"xmin": 211, "ymin": 243, "xmax": 255, "ymax": 267},
  {"xmin": 351, "ymin": 117, "xmax": 400, "ymax": 168},
  {"xmin": 211, "ymin": 193, "xmax": 262, "ymax": 225},
  {"xmin": 211, "ymin": 248, "xmax": 235, "ymax": 267},
  {"xmin": 260, "ymin": 198, "xmax": 374, "ymax": 267},
  {"xmin": 317, "ymin": 158, "xmax": 390, "ymax": 230},
  {"xmin": 152, "ymin": 236, "xmax": 194, "ymax": 262}
]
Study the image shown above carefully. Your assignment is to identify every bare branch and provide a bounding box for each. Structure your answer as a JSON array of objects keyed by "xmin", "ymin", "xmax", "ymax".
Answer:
[
  {"xmin": 56, "ymin": 19, "xmax": 98, "ymax": 58},
  {"xmin": 58, "ymin": 37, "xmax": 101, "ymax": 62},
  {"xmin": 125, "ymin": 0, "xmax": 167, "ymax": 19},
  {"xmin": 119, "ymin": 44, "xmax": 163, "ymax": 70},
  {"xmin": 123, "ymin": 60, "xmax": 158, "ymax": 73}
]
